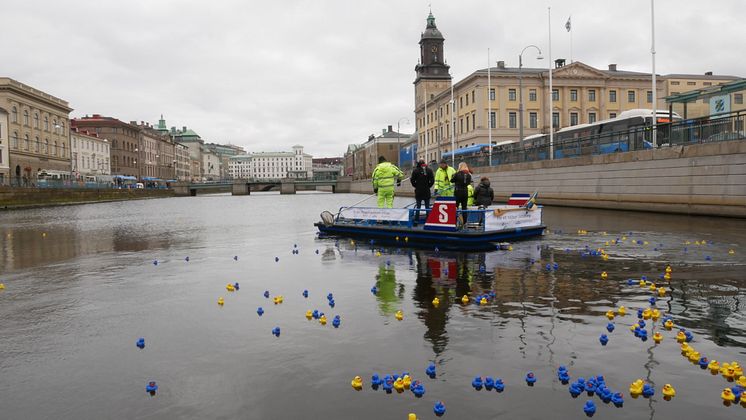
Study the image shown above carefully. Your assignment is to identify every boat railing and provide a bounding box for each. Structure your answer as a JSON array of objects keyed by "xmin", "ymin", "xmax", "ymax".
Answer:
[{"xmin": 336, "ymin": 206, "xmax": 491, "ymax": 231}]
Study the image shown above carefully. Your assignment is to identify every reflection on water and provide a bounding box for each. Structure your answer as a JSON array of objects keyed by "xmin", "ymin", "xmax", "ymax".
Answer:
[{"xmin": 1, "ymin": 196, "xmax": 746, "ymax": 419}]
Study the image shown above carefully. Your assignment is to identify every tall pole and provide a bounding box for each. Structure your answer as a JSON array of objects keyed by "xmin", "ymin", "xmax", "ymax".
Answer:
[
  {"xmin": 397, "ymin": 121, "xmax": 401, "ymax": 168},
  {"xmin": 548, "ymin": 7, "xmax": 554, "ymax": 160},
  {"xmin": 651, "ymin": 0, "xmax": 658, "ymax": 148},
  {"xmin": 424, "ymin": 85, "xmax": 428, "ymax": 163},
  {"xmin": 451, "ymin": 81, "xmax": 455, "ymax": 168},
  {"xmin": 488, "ymin": 48, "xmax": 492, "ymax": 167},
  {"xmin": 519, "ymin": 53, "xmax": 524, "ymax": 148}
]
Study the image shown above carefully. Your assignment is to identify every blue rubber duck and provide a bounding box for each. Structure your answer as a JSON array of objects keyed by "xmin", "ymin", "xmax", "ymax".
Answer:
[
  {"xmin": 327, "ymin": 293, "xmax": 334, "ymax": 301},
  {"xmin": 136, "ymin": 338, "xmax": 145, "ymax": 349},
  {"xmin": 583, "ymin": 400, "xmax": 596, "ymax": 416},
  {"xmin": 302, "ymin": 290, "xmax": 308, "ymax": 298},
  {"xmin": 494, "ymin": 378, "xmax": 505, "ymax": 392},
  {"xmin": 611, "ymin": 392, "xmax": 624, "ymax": 407},
  {"xmin": 234, "ymin": 282, "xmax": 239, "ymax": 291},
  {"xmin": 271, "ymin": 327, "xmax": 281, "ymax": 337},
  {"xmin": 233, "ymin": 255, "xmax": 238, "ymax": 261},
  {"xmin": 153, "ymin": 260, "xmax": 158, "ymax": 266},
  {"xmin": 638, "ymin": 320, "xmax": 646, "ymax": 328},
  {"xmin": 412, "ymin": 382, "xmax": 425, "ymax": 397},
  {"xmin": 370, "ymin": 286, "xmax": 378, "ymax": 295},
  {"xmin": 685, "ymin": 331, "xmax": 694, "ymax": 342},
  {"xmin": 649, "ymin": 297, "xmax": 657, "ymax": 306},
  {"xmin": 569, "ymin": 383, "xmax": 583, "ymax": 398},
  {"xmin": 257, "ymin": 307, "xmax": 264, "ymax": 316},
  {"xmin": 597, "ymin": 387, "xmax": 612, "ymax": 403},
  {"xmin": 525, "ymin": 372, "xmax": 537, "ymax": 386},
  {"xmin": 264, "ymin": 291, "xmax": 270, "ymax": 298},
  {"xmin": 382, "ymin": 378, "xmax": 393, "ymax": 393},
  {"xmin": 328, "ymin": 299, "xmax": 335, "ymax": 308},
  {"xmin": 332, "ymin": 315, "xmax": 341, "ymax": 328},
  {"xmin": 637, "ymin": 308, "xmax": 644, "ymax": 319},
  {"xmin": 433, "ymin": 401, "xmax": 446, "ymax": 416},
  {"xmin": 698, "ymin": 357, "xmax": 709, "ymax": 369},
  {"xmin": 553, "ymin": 262, "xmax": 559, "ymax": 270},
  {"xmin": 642, "ymin": 383, "xmax": 655, "ymax": 398},
  {"xmin": 312, "ymin": 310, "xmax": 320, "ymax": 319},
  {"xmin": 185, "ymin": 256, "xmax": 190, "ymax": 262},
  {"xmin": 315, "ymin": 249, "xmax": 319, "ymax": 254},
  {"xmin": 606, "ymin": 323, "xmax": 615, "ymax": 333},
  {"xmin": 559, "ymin": 372, "xmax": 571, "ymax": 384},
  {"xmin": 639, "ymin": 329, "xmax": 648, "ymax": 341},
  {"xmin": 275, "ymin": 257, "xmax": 279, "ymax": 262},
  {"xmin": 599, "ymin": 334, "xmax": 609, "ymax": 346},
  {"xmin": 585, "ymin": 379, "xmax": 597, "ymax": 396},
  {"xmin": 426, "ymin": 363, "xmax": 436, "ymax": 378},
  {"xmin": 472, "ymin": 376, "xmax": 483, "ymax": 390},
  {"xmin": 146, "ymin": 381, "xmax": 158, "ymax": 394},
  {"xmin": 627, "ymin": 279, "xmax": 635, "ymax": 285},
  {"xmin": 484, "ymin": 377, "xmax": 494, "ymax": 390}
]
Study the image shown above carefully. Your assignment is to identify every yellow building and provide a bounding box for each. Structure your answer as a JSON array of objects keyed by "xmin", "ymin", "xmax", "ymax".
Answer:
[
  {"xmin": 664, "ymin": 73, "xmax": 744, "ymax": 118},
  {"xmin": 0, "ymin": 77, "xmax": 73, "ymax": 184}
]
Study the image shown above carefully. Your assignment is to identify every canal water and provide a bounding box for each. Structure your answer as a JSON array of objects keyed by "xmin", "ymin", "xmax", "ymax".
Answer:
[{"xmin": 1, "ymin": 193, "xmax": 745, "ymax": 419}]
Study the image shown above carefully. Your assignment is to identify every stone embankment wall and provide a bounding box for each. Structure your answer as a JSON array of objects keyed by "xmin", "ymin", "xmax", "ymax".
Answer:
[
  {"xmin": 0, "ymin": 187, "xmax": 174, "ymax": 210},
  {"xmin": 346, "ymin": 139, "xmax": 746, "ymax": 218}
]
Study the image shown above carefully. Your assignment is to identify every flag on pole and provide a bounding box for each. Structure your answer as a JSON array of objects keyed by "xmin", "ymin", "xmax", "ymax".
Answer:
[{"xmin": 565, "ymin": 16, "xmax": 571, "ymax": 32}]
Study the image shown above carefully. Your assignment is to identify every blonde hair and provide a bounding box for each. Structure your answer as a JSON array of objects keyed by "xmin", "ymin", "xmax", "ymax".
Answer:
[{"xmin": 457, "ymin": 162, "xmax": 469, "ymax": 172}]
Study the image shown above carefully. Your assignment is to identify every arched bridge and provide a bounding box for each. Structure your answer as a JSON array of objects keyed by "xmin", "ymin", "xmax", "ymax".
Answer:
[{"xmin": 172, "ymin": 178, "xmax": 352, "ymax": 197}]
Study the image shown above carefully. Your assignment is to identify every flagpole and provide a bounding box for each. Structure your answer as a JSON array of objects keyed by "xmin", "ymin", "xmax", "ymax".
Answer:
[
  {"xmin": 569, "ymin": 16, "xmax": 573, "ymax": 63},
  {"xmin": 488, "ymin": 48, "xmax": 492, "ymax": 167},
  {"xmin": 451, "ymin": 78, "xmax": 455, "ymax": 168},
  {"xmin": 424, "ymin": 84, "xmax": 428, "ymax": 163},
  {"xmin": 548, "ymin": 7, "xmax": 554, "ymax": 160},
  {"xmin": 651, "ymin": 0, "xmax": 658, "ymax": 148}
]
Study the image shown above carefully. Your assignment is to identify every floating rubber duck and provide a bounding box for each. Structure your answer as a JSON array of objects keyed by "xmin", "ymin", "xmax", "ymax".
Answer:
[
  {"xmin": 611, "ymin": 392, "xmax": 624, "ymax": 407},
  {"xmin": 484, "ymin": 377, "xmax": 494, "ymax": 391},
  {"xmin": 494, "ymin": 378, "xmax": 505, "ymax": 392},
  {"xmin": 257, "ymin": 307, "xmax": 264, "ymax": 316},
  {"xmin": 722, "ymin": 365, "xmax": 737, "ymax": 380},
  {"xmin": 0, "ymin": 283, "xmax": 5, "ymax": 290},
  {"xmin": 688, "ymin": 351, "xmax": 701, "ymax": 363},
  {"xmin": 185, "ymin": 256, "xmax": 190, "ymax": 262},
  {"xmin": 408, "ymin": 414, "xmax": 417, "ymax": 420},
  {"xmin": 601, "ymin": 271, "xmax": 608, "ymax": 280},
  {"xmin": 585, "ymin": 379, "xmax": 597, "ymax": 395},
  {"xmin": 525, "ymin": 372, "xmax": 537, "ymax": 386},
  {"xmin": 382, "ymin": 377, "xmax": 393, "ymax": 393},
  {"xmin": 370, "ymin": 286, "xmax": 378, "ymax": 295},
  {"xmin": 226, "ymin": 283, "xmax": 235, "ymax": 292},
  {"xmin": 659, "ymin": 383, "xmax": 676, "ymax": 400},
  {"xmin": 649, "ymin": 283, "xmax": 657, "ymax": 291},
  {"xmin": 653, "ymin": 332, "xmax": 663, "ymax": 343},
  {"xmin": 664, "ymin": 273, "xmax": 671, "ymax": 280},
  {"xmin": 395, "ymin": 310, "xmax": 403, "ymax": 321},
  {"xmin": 722, "ymin": 388, "xmax": 736, "ymax": 402},
  {"xmin": 305, "ymin": 310, "xmax": 313, "ymax": 320},
  {"xmin": 152, "ymin": 259, "xmax": 158, "ymax": 266},
  {"xmin": 273, "ymin": 296, "xmax": 283, "ymax": 305},
  {"xmin": 606, "ymin": 323, "xmax": 615, "ymax": 333},
  {"xmin": 649, "ymin": 297, "xmax": 657, "ymax": 306},
  {"xmin": 569, "ymin": 383, "xmax": 583, "ymax": 397},
  {"xmin": 312, "ymin": 309, "xmax": 320, "ymax": 319},
  {"xmin": 433, "ymin": 401, "xmax": 446, "ymax": 416},
  {"xmin": 432, "ymin": 297, "xmax": 440, "ymax": 307},
  {"xmin": 657, "ymin": 287, "xmax": 666, "ymax": 297},
  {"xmin": 472, "ymin": 376, "xmax": 483, "ymax": 390},
  {"xmin": 651, "ymin": 309, "xmax": 661, "ymax": 321},
  {"xmin": 351, "ymin": 376, "xmax": 363, "ymax": 390},
  {"xmin": 217, "ymin": 297, "xmax": 224, "ymax": 306},
  {"xmin": 402, "ymin": 375, "xmax": 412, "ymax": 388},
  {"xmin": 461, "ymin": 295, "xmax": 470, "ymax": 305},
  {"xmin": 664, "ymin": 319, "xmax": 674, "ymax": 330},
  {"xmin": 319, "ymin": 315, "xmax": 327, "ymax": 326},
  {"xmin": 479, "ymin": 297, "xmax": 488, "ymax": 306},
  {"xmin": 642, "ymin": 308, "xmax": 652, "ymax": 320},
  {"xmin": 599, "ymin": 334, "xmax": 609, "ymax": 346},
  {"xmin": 736, "ymin": 376, "xmax": 746, "ymax": 388},
  {"xmin": 698, "ymin": 357, "xmax": 709, "ymax": 369},
  {"xmin": 412, "ymin": 381, "xmax": 425, "ymax": 397},
  {"xmin": 733, "ymin": 362, "xmax": 743, "ymax": 377},
  {"xmin": 665, "ymin": 265, "xmax": 672, "ymax": 274},
  {"xmin": 583, "ymin": 400, "xmax": 596, "ymax": 416},
  {"xmin": 394, "ymin": 377, "xmax": 405, "ymax": 392},
  {"xmin": 332, "ymin": 315, "xmax": 341, "ymax": 328},
  {"xmin": 685, "ymin": 330, "xmax": 694, "ymax": 342},
  {"xmin": 729, "ymin": 249, "xmax": 735, "ymax": 255},
  {"xmin": 371, "ymin": 373, "xmax": 382, "ymax": 387},
  {"xmin": 271, "ymin": 326, "xmax": 281, "ymax": 337},
  {"xmin": 605, "ymin": 310, "xmax": 615, "ymax": 320},
  {"xmin": 302, "ymin": 290, "xmax": 308, "ymax": 298},
  {"xmin": 639, "ymin": 279, "xmax": 647, "ymax": 287},
  {"xmin": 136, "ymin": 338, "xmax": 145, "ymax": 349},
  {"xmin": 641, "ymin": 383, "xmax": 654, "ymax": 398},
  {"xmin": 629, "ymin": 379, "xmax": 644, "ymax": 396},
  {"xmin": 146, "ymin": 381, "xmax": 158, "ymax": 394},
  {"xmin": 264, "ymin": 291, "xmax": 270, "ymax": 298}
]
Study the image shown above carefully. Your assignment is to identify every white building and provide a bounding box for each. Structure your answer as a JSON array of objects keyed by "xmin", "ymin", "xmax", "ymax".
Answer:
[
  {"xmin": 0, "ymin": 107, "xmax": 9, "ymax": 184},
  {"xmin": 174, "ymin": 143, "xmax": 190, "ymax": 181},
  {"xmin": 70, "ymin": 127, "xmax": 110, "ymax": 178},
  {"xmin": 202, "ymin": 147, "xmax": 220, "ymax": 180},
  {"xmin": 228, "ymin": 145, "xmax": 313, "ymax": 180}
]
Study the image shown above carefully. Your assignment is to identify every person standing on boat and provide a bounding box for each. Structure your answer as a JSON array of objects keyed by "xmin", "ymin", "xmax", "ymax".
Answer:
[
  {"xmin": 372, "ymin": 156, "xmax": 404, "ymax": 208},
  {"xmin": 450, "ymin": 162, "xmax": 472, "ymax": 225},
  {"xmin": 467, "ymin": 182, "xmax": 475, "ymax": 207},
  {"xmin": 434, "ymin": 159, "xmax": 456, "ymax": 197},
  {"xmin": 474, "ymin": 177, "xmax": 494, "ymax": 208},
  {"xmin": 410, "ymin": 159, "xmax": 435, "ymax": 211}
]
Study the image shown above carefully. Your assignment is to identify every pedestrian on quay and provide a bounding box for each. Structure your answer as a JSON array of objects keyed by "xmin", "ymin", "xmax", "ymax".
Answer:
[
  {"xmin": 450, "ymin": 162, "xmax": 472, "ymax": 226},
  {"xmin": 372, "ymin": 156, "xmax": 404, "ymax": 208},
  {"xmin": 410, "ymin": 159, "xmax": 434, "ymax": 213},
  {"xmin": 434, "ymin": 158, "xmax": 456, "ymax": 197},
  {"xmin": 474, "ymin": 176, "xmax": 494, "ymax": 208}
]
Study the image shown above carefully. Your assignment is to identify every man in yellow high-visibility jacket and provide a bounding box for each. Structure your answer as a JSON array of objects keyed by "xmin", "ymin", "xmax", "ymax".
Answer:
[
  {"xmin": 434, "ymin": 159, "xmax": 456, "ymax": 197},
  {"xmin": 372, "ymin": 156, "xmax": 404, "ymax": 208}
]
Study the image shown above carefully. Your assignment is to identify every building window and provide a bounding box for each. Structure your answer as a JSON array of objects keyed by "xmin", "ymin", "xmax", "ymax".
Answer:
[
  {"xmin": 471, "ymin": 90, "xmax": 475, "ymax": 103},
  {"xmin": 609, "ymin": 90, "xmax": 617, "ymax": 103},
  {"xmin": 43, "ymin": 139, "xmax": 48, "ymax": 154},
  {"xmin": 508, "ymin": 89, "xmax": 516, "ymax": 101},
  {"xmin": 11, "ymin": 131, "xmax": 18, "ymax": 148},
  {"xmin": 489, "ymin": 88, "xmax": 495, "ymax": 101},
  {"xmin": 588, "ymin": 89, "xmax": 596, "ymax": 101},
  {"xmin": 11, "ymin": 106, "xmax": 17, "ymax": 123},
  {"xmin": 44, "ymin": 116, "xmax": 49, "ymax": 131},
  {"xmin": 472, "ymin": 112, "xmax": 476, "ymax": 130},
  {"xmin": 647, "ymin": 91, "xmax": 653, "ymax": 103},
  {"xmin": 671, "ymin": 81, "xmax": 680, "ymax": 85},
  {"xmin": 34, "ymin": 113, "xmax": 39, "ymax": 129},
  {"xmin": 735, "ymin": 93, "xmax": 743, "ymax": 104},
  {"xmin": 23, "ymin": 110, "xmax": 29, "ymax": 126},
  {"xmin": 529, "ymin": 89, "xmax": 537, "ymax": 101},
  {"xmin": 490, "ymin": 111, "xmax": 496, "ymax": 128},
  {"xmin": 703, "ymin": 82, "xmax": 712, "ymax": 86},
  {"xmin": 588, "ymin": 112, "xmax": 597, "ymax": 123},
  {"xmin": 465, "ymin": 95, "xmax": 469, "ymax": 106},
  {"xmin": 61, "ymin": 142, "xmax": 65, "ymax": 158},
  {"xmin": 24, "ymin": 134, "xmax": 29, "ymax": 150},
  {"xmin": 552, "ymin": 112, "xmax": 560, "ymax": 127},
  {"xmin": 529, "ymin": 112, "xmax": 538, "ymax": 128},
  {"xmin": 465, "ymin": 116, "xmax": 470, "ymax": 131},
  {"xmin": 34, "ymin": 136, "xmax": 40, "ymax": 153},
  {"xmin": 687, "ymin": 81, "xmax": 696, "ymax": 86},
  {"xmin": 609, "ymin": 112, "xmax": 617, "ymax": 119},
  {"xmin": 570, "ymin": 112, "xmax": 579, "ymax": 126},
  {"xmin": 509, "ymin": 112, "xmax": 517, "ymax": 128},
  {"xmin": 570, "ymin": 89, "xmax": 578, "ymax": 101},
  {"xmin": 628, "ymin": 90, "xmax": 636, "ymax": 103},
  {"xmin": 460, "ymin": 118, "xmax": 464, "ymax": 133},
  {"xmin": 552, "ymin": 89, "xmax": 559, "ymax": 101},
  {"xmin": 460, "ymin": 97, "xmax": 463, "ymax": 108}
]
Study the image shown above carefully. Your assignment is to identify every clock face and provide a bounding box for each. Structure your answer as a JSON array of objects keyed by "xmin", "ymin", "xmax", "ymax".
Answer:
[{"xmin": 431, "ymin": 46, "xmax": 438, "ymax": 53}]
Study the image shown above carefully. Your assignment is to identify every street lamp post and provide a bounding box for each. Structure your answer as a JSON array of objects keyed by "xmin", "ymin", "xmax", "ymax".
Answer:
[
  {"xmin": 397, "ymin": 117, "xmax": 410, "ymax": 168},
  {"xmin": 518, "ymin": 45, "xmax": 543, "ymax": 149}
]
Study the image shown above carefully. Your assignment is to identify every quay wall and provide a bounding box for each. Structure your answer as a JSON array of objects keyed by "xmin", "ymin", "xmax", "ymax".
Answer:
[
  {"xmin": 348, "ymin": 139, "xmax": 746, "ymax": 218},
  {"xmin": 0, "ymin": 187, "xmax": 174, "ymax": 210}
]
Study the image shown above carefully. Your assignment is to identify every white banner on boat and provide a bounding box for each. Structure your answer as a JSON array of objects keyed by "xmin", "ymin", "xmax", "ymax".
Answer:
[
  {"xmin": 339, "ymin": 207, "xmax": 411, "ymax": 222},
  {"xmin": 484, "ymin": 207, "xmax": 542, "ymax": 231}
]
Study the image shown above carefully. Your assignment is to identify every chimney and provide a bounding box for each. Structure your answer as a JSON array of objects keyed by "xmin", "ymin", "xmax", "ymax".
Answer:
[
  {"xmin": 705, "ymin": 71, "xmax": 713, "ymax": 76},
  {"xmin": 382, "ymin": 129, "xmax": 386, "ymax": 135},
  {"xmin": 130, "ymin": 121, "xmax": 137, "ymax": 125},
  {"xmin": 555, "ymin": 59, "xmax": 566, "ymax": 68},
  {"xmin": 387, "ymin": 125, "xmax": 393, "ymax": 132},
  {"xmin": 497, "ymin": 60, "xmax": 505, "ymax": 69},
  {"xmin": 182, "ymin": 126, "xmax": 187, "ymax": 132},
  {"xmin": 608, "ymin": 64, "xmax": 617, "ymax": 71}
]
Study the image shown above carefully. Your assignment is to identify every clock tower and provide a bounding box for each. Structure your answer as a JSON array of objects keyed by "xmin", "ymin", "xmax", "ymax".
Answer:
[{"xmin": 414, "ymin": 11, "xmax": 451, "ymax": 109}]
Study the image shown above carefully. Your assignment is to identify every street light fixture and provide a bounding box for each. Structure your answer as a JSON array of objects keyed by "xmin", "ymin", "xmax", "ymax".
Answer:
[
  {"xmin": 518, "ymin": 45, "xmax": 543, "ymax": 149},
  {"xmin": 397, "ymin": 117, "xmax": 410, "ymax": 168}
]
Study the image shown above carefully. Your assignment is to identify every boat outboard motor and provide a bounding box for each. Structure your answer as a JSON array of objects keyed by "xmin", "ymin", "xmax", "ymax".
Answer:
[{"xmin": 320, "ymin": 211, "xmax": 335, "ymax": 226}]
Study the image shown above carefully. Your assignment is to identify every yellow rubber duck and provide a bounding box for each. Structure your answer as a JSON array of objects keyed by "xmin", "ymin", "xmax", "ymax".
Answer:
[
  {"xmin": 408, "ymin": 414, "xmax": 418, "ymax": 420},
  {"xmin": 680, "ymin": 343, "xmax": 693, "ymax": 356},
  {"xmin": 721, "ymin": 388, "xmax": 736, "ymax": 402},
  {"xmin": 273, "ymin": 297, "xmax": 281, "ymax": 305},
  {"xmin": 662, "ymin": 384, "xmax": 676, "ymax": 398},
  {"xmin": 402, "ymin": 375, "xmax": 412, "ymax": 388},
  {"xmin": 642, "ymin": 308, "xmax": 652, "ymax": 320},
  {"xmin": 305, "ymin": 310, "xmax": 313, "ymax": 320},
  {"xmin": 665, "ymin": 266, "xmax": 672, "ymax": 274},
  {"xmin": 653, "ymin": 332, "xmax": 663, "ymax": 343},
  {"xmin": 602, "ymin": 254, "xmax": 609, "ymax": 261},
  {"xmin": 657, "ymin": 287, "xmax": 666, "ymax": 297},
  {"xmin": 649, "ymin": 283, "xmax": 657, "ymax": 291},
  {"xmin": 688, "ymin": 351, "xmax": 701, "ymax": 363},
  {"xmin": 722, "ymin": 366, "xmax": 736, "ymax": 380},
  {"xmin": 0, "ymin": 283, "xmax": 5, "ymax": 290},
  {"xmin": 217, "ymin": 297, "xmax": 224, "ymax": 306},
  {"xmin": 601, "ymin": 271, "xmax": 608, "ymax": 280},
  {"xmin": 319, "ymin": 315, "xmax": 327, "ymax": 325},
  {"xmin": 375, "ymin": 251, "xmax": 382, "ymax": 257},
  {"xmin": 605, "ymin": 310, "xmax": 615, "ymax": 320},
  {"xmin": 479, "ymin": 297, "xmax": 488, "ymax": 306},
  {"xmin": 226, "ymin": 283, "xmax": 235, "ymax": 292},
  {"xmin": 394, "ymin": 377, "xmax": 404, "ymax": 392},
  {"xmin": 350, "ymin": 240, "xmax": 355, "ymax": 246},
  {"xmin": 732, "ymin": 362, "xmax": 743, "ymax": 377},
  {"xmin": 639, "ymin": 279, "xmax": 647, "ymax": 287},
  {"xmin": 432, "ymin": 297, "xmax": 440, "ymax": 307},
  {"xmin": 644, "ymin": 241, "xmax": 649, "ymax": 245},
  {"xmin": 629, "ymin": 379, "xmax": 644, "ymax": 396},
  {"xmin": 694, "ymin": 241, "xmax": 701, "ymax": 246},
  {"xmin": 630, "ymin": 324, "xmax": 639, "ymax": 332},
  {"xmin": 404, "ymin": 237, "xmax": 409, "ymax": 242},
  {"xmin": 395, "ymin": 310, "xmax": 403, "ymax": 321},
  {"xmin": 664, "ymin": 319, "xmax": 674, "ymax": 330},
  {"xmin": 728, "ymin": 249, "xmax": 735, "ymax": 255},
  {"xmin": 708, "ymin": 360, "xmax": 720, "ymax": 373},
  {"xmin": 618, "ymin": 306, "xmax": 627, "ymax": 316},
  {"xmin": 736, "ymin": 376, "xmax": 746, "ymax": 388},
  {"xmin": 663, "ymin": 273, "xmax": 671, "ymax": 280},
  {"xmin": 351, "ymin": 376, "xmax": 363, "ymax": 390},
  {"xmin": 651, "ymin": 309, "xmax": 661, "ymax": 321},
  {"xmin": 622, "ymin": 236, "xmax": 627, "ymax": 241},
  {"xmin": 461, "ymin": 295, "xmax": 470, "ymax": 305},
  {"xmin": 676, "ymin": 331, "xmax": 687, "ymax": 343},
  {"xmin": 605, "ymin": 241, "xmax": 610, "ymax": 246}
]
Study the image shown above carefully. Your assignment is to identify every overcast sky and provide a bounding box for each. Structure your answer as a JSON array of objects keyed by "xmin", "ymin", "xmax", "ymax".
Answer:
[{"xmin": 3, "ymin": 0, "xmax": 744, "ymax": 157}]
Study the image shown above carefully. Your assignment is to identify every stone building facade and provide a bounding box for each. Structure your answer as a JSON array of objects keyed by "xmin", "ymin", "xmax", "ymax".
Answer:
[
  {"xmin": 70, "ymin": 127, "xmax": 110, "ymax": 178},
  {"xmin": 71, "ymin": 115, "xmax": 140, "ymax": 178}
]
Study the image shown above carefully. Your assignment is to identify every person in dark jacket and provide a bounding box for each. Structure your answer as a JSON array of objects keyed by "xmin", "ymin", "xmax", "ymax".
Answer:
[
  {"xmin": 450, "ymin": 162, "xmax": 472, "ymax": 225},
  {"xmin": 474, "ymin": 177, "xmax": 494, "ymax": 208},
  {"xmin": 410, "ymin": 159, "xmax": 435, "ymax": 212}
]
